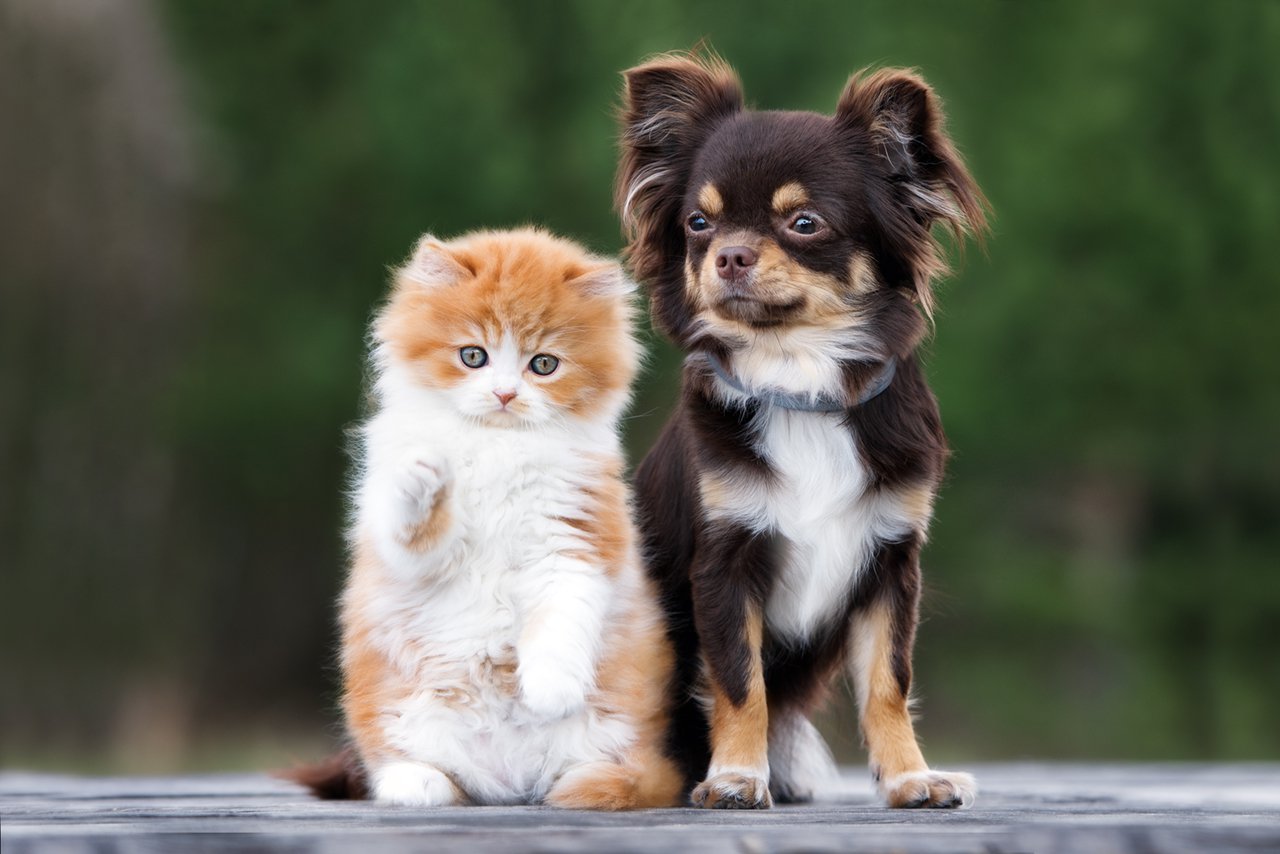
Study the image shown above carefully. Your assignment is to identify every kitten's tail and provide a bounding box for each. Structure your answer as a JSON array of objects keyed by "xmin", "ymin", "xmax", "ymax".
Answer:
[{"xmin": 277, "ymin": 747, "xmax": 369, "ymax": 800}]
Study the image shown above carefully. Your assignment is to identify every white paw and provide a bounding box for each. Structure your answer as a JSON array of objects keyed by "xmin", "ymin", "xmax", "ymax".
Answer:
[
  {"xmin": 518, "ymin": 655, "xmax": 588, "ymax": 720},
  {"xmin": 394, "ymin": 450, "xmax": 448, "ymax": 518},
  {"xmin": 371, "ymin": 761, "xmax": 460, "ymax": 807},
  {"xmin": 880, "ymin": 769, "xmax": 976, "ymax": 809}
]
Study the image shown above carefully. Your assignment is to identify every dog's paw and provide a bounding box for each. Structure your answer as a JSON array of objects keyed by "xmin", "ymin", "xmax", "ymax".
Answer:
[
  {"xmin": 371, "ymin": 761, "xmax": 461, "ymax": 807},
  {"xmin": 881, "ymin": 769, "xmax": 976, "ymax": 809},
  {"xmin": 517, "ymin": 656, "xmax": 587, "ymax": 720},
  {"xmin": 691, "ymin": 770, "xmax": 773, "ymax": 810}
]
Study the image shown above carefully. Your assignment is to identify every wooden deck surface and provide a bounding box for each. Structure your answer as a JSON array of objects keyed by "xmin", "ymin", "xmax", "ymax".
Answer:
[{"xmin": 2, "ymin": 763, "xmax": 1278, "ymax": 853}]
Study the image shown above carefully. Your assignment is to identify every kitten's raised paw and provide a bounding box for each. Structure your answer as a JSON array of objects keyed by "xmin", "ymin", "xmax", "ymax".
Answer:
[
  {"xmin": 881, "ymin": 770, "xmax": 976, "ymax": 809},
  {"xmin": 518, "ymin": 656, "xmax": 587, "ymax": 720},
  {"xmin": 691, "ymin": 771, "xmax": 772, "ymax": 809},
  {"xmin": 395, "ymin": 451, "xmax": 448, "ymax": 514},
  {"xmin": 371, "ymin": 761, "xmax": 462, "ymax": 807}
]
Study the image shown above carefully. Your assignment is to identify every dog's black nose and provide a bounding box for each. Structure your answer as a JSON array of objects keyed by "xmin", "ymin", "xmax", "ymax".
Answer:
[{"xmin": 715, "ymin": 245, "xmax": 758, "ymax": 280}]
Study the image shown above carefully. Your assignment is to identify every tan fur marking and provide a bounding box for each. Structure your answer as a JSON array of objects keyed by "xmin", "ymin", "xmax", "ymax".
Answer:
[
  {"xmin": 707, "ymin": 607, "xmax": 769, "ymax": 770},
  {"xmin": 851, "ymin": 601, "xmax": 926, "ymax": 789},
  {"xmin": 693, "ymin": 237, "xmax": 853, "ymax": 337},
  {"xmin": 561, "ymin": 456, "xmax": 631, "ymax": 577},
  {"xmin": 848, "ymin": 251, "xmax": 879, "ymax": 297},
  {"xmin": 398, "ymin": 485, "xmax": 452, "ymax": 551},
  {"xmin": 697, "ymin": 182, "xmax": 725, "ymax": 218},
  {"xmin": 895, "ymin": 482, "xmax": 936, "ymax": 529},
  {"xmin": 771, "ymin": 182, "xmax": 809, "ymax": 215},
  {"xmin": 697, "ymin": 471, "xmax": 733, "ymax": 512}
]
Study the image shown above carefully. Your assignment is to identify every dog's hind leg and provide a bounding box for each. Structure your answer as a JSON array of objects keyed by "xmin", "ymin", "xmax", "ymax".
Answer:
[
  {"xmin": 767, "ymin": 709, "xmax": 838, "ymax": 803},
  {"xmin": 849, "ymin": 537, "xmax": 976, "ymax": 809}
]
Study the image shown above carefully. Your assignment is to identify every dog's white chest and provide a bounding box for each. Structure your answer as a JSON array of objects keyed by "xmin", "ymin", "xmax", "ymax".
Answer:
[{"xmin": 755, "ymin": 409, "xmax": 905, "ymax": 640}]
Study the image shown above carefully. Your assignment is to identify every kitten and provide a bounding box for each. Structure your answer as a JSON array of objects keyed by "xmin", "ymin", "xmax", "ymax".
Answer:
[{"xmin": 339, "ymin": 228, "xmax": 681, "ymax": 809}]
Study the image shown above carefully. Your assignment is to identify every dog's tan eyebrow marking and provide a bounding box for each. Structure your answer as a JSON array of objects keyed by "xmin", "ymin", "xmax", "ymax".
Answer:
[
  {"xmin": 697, "ymin": 183, "xmax": 724, "ymax": 217},
  {"xmin": 771, "ymin": 182, "xmax": 810, "ymax": 214}
]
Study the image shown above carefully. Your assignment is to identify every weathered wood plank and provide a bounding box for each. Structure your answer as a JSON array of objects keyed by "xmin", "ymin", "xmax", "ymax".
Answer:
[{"xmin": 2, "ymin": 764, "xmax": 1278, "ymax": 853}]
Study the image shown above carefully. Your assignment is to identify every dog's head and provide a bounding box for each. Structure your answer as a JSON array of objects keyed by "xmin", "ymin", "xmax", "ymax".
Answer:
[{"xmin": 617, "ymin": 51, "xmax": 988, "ymax": 367}]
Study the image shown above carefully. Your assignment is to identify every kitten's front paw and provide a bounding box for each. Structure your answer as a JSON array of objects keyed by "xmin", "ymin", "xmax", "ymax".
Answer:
[
  {"xmin": 518, "ymin": 656, "xmax": 587, "ymax": 720},
  {"xmin": 371, "ymin": 761, "xmax": 462, "ymax": 807},
  {"xmin": 395, "ymin": 450, "xmax": 448, "ymax": 518},
  {"xmin": 691, "ymin": 770, "xmax": 773, "ymax": 809},
  {"xmin": 881, "ymin": 769, "xmax": 976, "ymax": 809}
]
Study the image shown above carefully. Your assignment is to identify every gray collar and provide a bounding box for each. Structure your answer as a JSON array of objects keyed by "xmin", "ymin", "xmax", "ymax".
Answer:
[{"xmin": 705, "ymin": 352, "xmax": 897, "ymax": 413}]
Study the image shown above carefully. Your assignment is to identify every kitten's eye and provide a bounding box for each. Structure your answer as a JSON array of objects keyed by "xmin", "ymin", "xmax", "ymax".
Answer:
[
  {"xmin": 529, "ymin": 354, "xmax": 559, "ymax": 376},
  {"xmin": 789, "ymin": 214, "xmax": 822, "ymax": 236},
  {"xmin": 459, "ymin": 346, "xmax": 488, "ymax": 368},
  {"xmin": 687, "ymin": 212, "xmax": 712, "ymax": 234}
]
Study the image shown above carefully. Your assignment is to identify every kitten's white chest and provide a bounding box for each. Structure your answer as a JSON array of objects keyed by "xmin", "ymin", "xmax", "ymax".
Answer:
[{"xmin": 360, "ymin": 422, "xmax": 622, "ymax": 802}]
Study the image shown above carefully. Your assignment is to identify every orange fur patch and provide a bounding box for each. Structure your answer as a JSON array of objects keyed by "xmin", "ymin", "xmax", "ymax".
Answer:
[
  {"xmin": 559, "ymin": 455, "xmax": 631, "ymax": 577},
  {"xmin": 340, "ymin": 542, "xmax": 401, "ymax": 763},
  {"xmin": 586, "ymin": 573, "xmax": 683, "ymax": 807},
  {"xmin": 397, "ymin": 484, "xmax": 452, "ymax": 552}
]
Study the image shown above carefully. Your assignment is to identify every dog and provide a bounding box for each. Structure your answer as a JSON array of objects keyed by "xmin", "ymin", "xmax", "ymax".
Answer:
[{"xmin": 617, "ymin": 51, "xmax": 989, "ymax": 809}]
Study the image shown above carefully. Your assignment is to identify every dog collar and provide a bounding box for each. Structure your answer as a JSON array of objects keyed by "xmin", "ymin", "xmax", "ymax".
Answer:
[{"xmin": 704, "ymin": 352, "xmax": 897, "ymax": 413}]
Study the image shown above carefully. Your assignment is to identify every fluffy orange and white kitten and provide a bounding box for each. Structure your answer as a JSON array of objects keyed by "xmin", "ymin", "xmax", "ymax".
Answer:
[{"xmin": 341, "ymin": 228, "xmax": 680, "ymax": 809}]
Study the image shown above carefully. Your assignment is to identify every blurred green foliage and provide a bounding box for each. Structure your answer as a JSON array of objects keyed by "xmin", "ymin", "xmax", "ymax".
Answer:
[{"xmin": 2, "ymin": 0, "xmax": 1277, "ymax": 770}]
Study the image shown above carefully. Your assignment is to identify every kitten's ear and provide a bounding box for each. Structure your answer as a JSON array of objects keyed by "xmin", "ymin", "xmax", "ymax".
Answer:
[
  {"xmin": 616, "ymin": 50, "xmax": 743, "ymax": 284},
  {"xmin": 399, "ymin": 233, "xmax": 470, "ymax": 288},
  {"xmin": 570, "ymin": 261, "xmax": 637, "ymax": 299},
  {"xmin": 836, "ymin": 69, "xmax": 989, "ymax": 319}
]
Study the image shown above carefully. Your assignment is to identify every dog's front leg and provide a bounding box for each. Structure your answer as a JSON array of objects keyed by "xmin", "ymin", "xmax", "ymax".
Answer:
[
  {"xmin": 688, "ymin": 525, "xmax": 774, "ymax": 809},
  {"xmin": 850, "ymin": 536, "xmax": 976, "ymax": 808}
]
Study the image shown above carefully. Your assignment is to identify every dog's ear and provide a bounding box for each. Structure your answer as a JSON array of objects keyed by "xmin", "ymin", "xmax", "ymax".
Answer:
[
  {"xmin": 837, "ymin": 69, "xmax": 989, "ymax": 318},
  {"xmin": 616, "ymin": 51, "xmax": 743, "ymax": 285}
]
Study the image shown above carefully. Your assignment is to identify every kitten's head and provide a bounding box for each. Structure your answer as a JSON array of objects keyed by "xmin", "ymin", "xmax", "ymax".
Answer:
[{"xmin": 375, "ymin": 228, "xmax": 639, "ymax": 428}]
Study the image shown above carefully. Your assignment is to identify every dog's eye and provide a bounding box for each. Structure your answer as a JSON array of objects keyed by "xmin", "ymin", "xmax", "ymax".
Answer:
[
  {"xmin": 687, "ymin": 212, "xmax": 712, "ymax": 234},
  {"xmin": 460, "ymin": 346, "xmax": 488, "ymax": 368},
  {"xmin": 790, "ymin": 214, "xmax": 822, "ymax": 236}
]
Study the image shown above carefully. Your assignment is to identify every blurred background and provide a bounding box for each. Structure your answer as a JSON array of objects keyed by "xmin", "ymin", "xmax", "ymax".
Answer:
[{"xmin": 2, "ymin": 0, "xmax": 1277, "ymax": 773}]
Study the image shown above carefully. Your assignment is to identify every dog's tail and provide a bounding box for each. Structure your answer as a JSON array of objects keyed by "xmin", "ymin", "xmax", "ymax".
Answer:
[{"xmin": 277, "ymin": 746, "xmax": 369, "ymax": 800}]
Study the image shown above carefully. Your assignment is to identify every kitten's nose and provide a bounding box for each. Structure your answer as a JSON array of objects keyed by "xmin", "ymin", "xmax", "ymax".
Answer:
[
  {"xmin": 715, "ymin": 245, "xmax": 758, "ymax": 281},
  {"xmin": 494, "ymin": 389, "xmax": 517, "ymax": 407}
]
